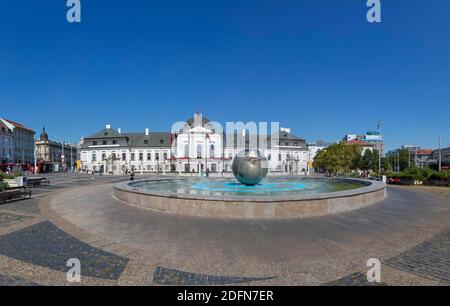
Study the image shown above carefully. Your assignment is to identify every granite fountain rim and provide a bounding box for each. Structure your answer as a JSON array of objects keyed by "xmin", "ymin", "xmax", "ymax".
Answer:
[{"xmin": 113, "ymin": 176, "xmax": 386, "ymax": 203}]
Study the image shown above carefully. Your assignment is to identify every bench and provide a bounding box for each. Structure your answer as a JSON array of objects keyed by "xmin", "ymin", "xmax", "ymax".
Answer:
[
  {"xmin": 0, "ymin": 187, "xmax": 32, "ymax": 204},
  {"xmin": 27, "ymin": 177, "xmax": 50, "ymax": 188}
]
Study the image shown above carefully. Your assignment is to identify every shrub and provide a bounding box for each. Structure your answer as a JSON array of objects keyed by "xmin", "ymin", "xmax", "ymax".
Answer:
[
  {"xmin": 0, "ymin": 172, "xmax": 20, "ymax": 180},
  {"xmin": 428, "ymin": 172, "xmax": 449, "ymax": 181},
  {"xmin": 0, "ymin": 181, "xmax": 8, "ymax": 190},
  {"xmin": 388, "ymin": 167, "xmax": 449, "ymax": 182}
]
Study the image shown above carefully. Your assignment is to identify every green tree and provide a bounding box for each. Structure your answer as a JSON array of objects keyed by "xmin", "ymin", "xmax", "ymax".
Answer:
[{"xmin": 314, "ymin": 143, "xmax": 362, "ymax": 174}]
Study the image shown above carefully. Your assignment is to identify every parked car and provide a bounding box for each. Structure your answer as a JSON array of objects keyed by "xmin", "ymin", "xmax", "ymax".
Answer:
[{"xmin": 388, "ymin": 177, "xmax": 401, "ymax": 184}]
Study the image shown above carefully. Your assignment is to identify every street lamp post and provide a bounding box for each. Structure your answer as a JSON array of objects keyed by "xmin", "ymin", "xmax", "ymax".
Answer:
[
  {"xmin": 34, "ymin": 142, "xmax": 37, "ymax": 176},
  {"xmin": 438, "ymin": 136, "xmax": 442, "ymax": 172},
  {"xmin": 377, "ymin": 121, "xmax": 383, "ymax": 175}
]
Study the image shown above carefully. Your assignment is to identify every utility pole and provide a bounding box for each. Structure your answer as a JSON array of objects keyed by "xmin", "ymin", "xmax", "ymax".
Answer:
[
  {"xmin": 438, "ymin": 135, "xmax": 442, "ymax": 172},
  {"xmin": 61, "ymin": 141, "xmax": 65, "ymax": 172},
  {"xmin": 377, "ymin": 121, "xmax": 382, "ymax": 175},
  {"xmin": 415, "ymin": 146, "xmax": 418, "ymax": 167},
  {"xmin": 408, "ymin": 149, "xmax": 411, "ymax": 168},
  {"xmin": 34, "ymin": 140, "xmax": 37, "ymax": 175},
  {"xmin": 70, "ymin": 145, "xmax": 73, "ymax": 172}
]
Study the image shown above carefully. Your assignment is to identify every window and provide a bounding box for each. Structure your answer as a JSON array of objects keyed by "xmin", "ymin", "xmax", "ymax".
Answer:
[
  {"xmin": 184, "ymin": 144, "xmax": 189, "ymax": 157},
  {"xmin": 112, "ymin": 140, "xmax": 117, "ymax": 145},
  {"xmin": 160, "ymin": 139, "xmax": 164, "ymax": 144},
  {"xmin": 197, "ymin": 144, "xmax": 202, "ymax": 158},
  {"xmin": 144, "ymin": 140, "xmax": 148, "ymax": 145},
  {"xmin": 102, "ymin": 153, "xmax": 106, "ymax": 161},
  {"xmin": 92, "ymin": 153, "xmax": 97, "ymax": 162},
  {"xmin": 210, "ymin": 144, "xmax": 215, "ymax": 158},
  {"xmin": 147, "ymin": 153, "xmax": 151, "ymax": 160},
  {"xmin": 268, "ymin": 154, "xmax": 271, "ymax": 161},
  {"xmin": 112, "ymin": 153, "xmax": 116, "ymax": 160},
  {"xmin": 155, "ymin": 153, "xmax": 159, "ymax": 160},
  {"xmin": 139, "ymin": 153, "xmax": 143, "ymax": 161},
  {"xmin": 131, "ymin": 153, "xmax": 135, "ymax": 161},
  {"xmin": 102, "ymin": 140, "xmax": 107, "ymax": 145},
  {"xmin": 163, "ymin": 152, "xmax": 168, "ymax": 160},
  {"xmin": 93, "ymin": 141, "xmax": 98, "ymax": 146},
  {"xmin": 122, "ymin": 153, "xmax": 126, "ymax": 161},
  {"xmin": 278, "ymin": 154, "xmax": 282, "ymax": 161}
]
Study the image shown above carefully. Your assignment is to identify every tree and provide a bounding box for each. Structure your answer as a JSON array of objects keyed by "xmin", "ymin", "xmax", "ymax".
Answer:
[{"xmin": 314, "ymin": 143, "xmax": 362, "ymax": 174}]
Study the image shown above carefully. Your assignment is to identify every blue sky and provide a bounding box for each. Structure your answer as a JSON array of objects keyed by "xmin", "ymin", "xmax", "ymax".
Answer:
[{"xmin": 1, "ymin": 0, "xmax": 449, "ymax": 150}]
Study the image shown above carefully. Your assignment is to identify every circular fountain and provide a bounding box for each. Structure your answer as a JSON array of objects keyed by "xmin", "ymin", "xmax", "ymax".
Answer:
[
  {"xmin": 114, "ymin": 150, "xmax": 386, "ymax": 219},
  {"xmin": 114, "ymin": 177, "xmax": 385, "ymax": 219}
]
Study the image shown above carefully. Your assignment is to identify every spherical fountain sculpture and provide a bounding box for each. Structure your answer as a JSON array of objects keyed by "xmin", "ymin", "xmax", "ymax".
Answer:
[{"xmin": 232, "ymin": 149, "xmax": 268, "ymax": 186}]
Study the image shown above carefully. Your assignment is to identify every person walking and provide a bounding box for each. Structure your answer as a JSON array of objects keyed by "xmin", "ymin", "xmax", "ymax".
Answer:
[{"xmin": 130, "ymin": 170, "xmax": 135, "ymax": 181}]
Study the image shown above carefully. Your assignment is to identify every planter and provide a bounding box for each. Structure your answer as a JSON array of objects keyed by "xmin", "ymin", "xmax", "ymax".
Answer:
[{"xmin": 4, "ymin": 179, "xmax": 17, "ymax": 188}]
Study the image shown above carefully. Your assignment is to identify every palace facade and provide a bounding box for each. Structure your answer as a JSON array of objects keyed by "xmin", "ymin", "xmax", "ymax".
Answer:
[{"xmin": 79, "ymin": 113, "xmax": 310, "ymax": 175}]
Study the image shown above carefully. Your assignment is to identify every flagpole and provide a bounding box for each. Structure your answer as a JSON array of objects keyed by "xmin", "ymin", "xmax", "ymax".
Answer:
[
  {"xmin": 205, "ymin": 132, "xmax": 208, "ymax": 177},
  {"xmin": 188, "ymin": 130, "xmax": 190, "ymax": 175}
]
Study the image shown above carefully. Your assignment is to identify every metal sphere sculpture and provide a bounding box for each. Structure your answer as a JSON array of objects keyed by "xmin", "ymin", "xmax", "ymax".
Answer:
[{"xmin": 232, "ymin": 149, "xmax": 268, "ymax": 186}]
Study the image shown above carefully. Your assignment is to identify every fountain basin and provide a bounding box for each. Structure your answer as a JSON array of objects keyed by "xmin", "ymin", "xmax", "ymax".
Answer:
[{"xmin": 113, "ymin": 177, "xmax": 386, "ymax": 219}]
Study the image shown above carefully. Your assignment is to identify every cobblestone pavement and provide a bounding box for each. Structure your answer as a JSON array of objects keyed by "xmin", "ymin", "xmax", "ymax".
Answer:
[
  {"xmin": 321, "ymin": 272, "xmax": 386, "ymax": 286},
  {"xmin": 0, "ymin": 221, "xmax": 129, "ymax": 280},
  {"xmin": 0, "ymin": 199, "xmax": 41, "ymax": 214},
  {"xmin": 386, "ymin": 227, "xmax": 450, "ymax": 284},
  {"xmin": 0, "ymin": 175, "xmax": 449, "ymax": 286},
  {"xmin": 0, "ymin": 273, "xmax": 41, "ymax": 286},
  {"xmin": 0, "ymin": 212, "xmax": 33, "ymax": 227}
]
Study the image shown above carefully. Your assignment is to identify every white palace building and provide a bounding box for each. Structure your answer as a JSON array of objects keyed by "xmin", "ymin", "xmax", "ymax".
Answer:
[{"xmin": 79, "ymin": 113, "xmax": 312, "ymax": 175}]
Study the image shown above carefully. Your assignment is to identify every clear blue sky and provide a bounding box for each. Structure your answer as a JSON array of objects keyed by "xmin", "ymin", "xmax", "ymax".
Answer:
[{"xmin": 1, "ymin": 0, "xmax": 449, "ymax": 150}]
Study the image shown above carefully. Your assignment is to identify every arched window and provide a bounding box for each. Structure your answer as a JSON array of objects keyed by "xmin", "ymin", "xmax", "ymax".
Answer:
[{"xmin": 197, "ymin": 144, "xmax": 202, "ymax": 158}]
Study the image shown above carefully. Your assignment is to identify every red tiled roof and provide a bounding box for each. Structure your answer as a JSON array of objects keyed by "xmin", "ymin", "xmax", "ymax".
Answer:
[
  {"xmin": 3, "ymin": 119, "xmax": 35, "ymax": 133},
  {"xmin": 344, "ymin": 140, "xmax": 374, "ymax": 146},
  {"xmin": 417, "ymin": 150, "xmax": 433, "ymax": 155}
]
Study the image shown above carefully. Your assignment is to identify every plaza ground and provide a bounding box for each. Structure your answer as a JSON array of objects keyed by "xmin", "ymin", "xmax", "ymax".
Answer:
[{"xmin": 0, "ymin": 173, "xmax": 450, "ymax": 286}]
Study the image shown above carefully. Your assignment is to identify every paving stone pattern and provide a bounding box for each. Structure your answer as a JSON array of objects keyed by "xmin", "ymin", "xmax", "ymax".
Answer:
[
  {"xmin": 0, "ymin": 212, "xmax": 32, "ymax": 227},
  {"xmin": 386, "ymin": 228, "xmax": 450, "ymax": 284},
  {"xmin": 0, "ymin": 221, "xmax": 129, "ymax": 280},
  {"xmin": 0, "ymin": 273, "xmax": 41, "ymax": 286},
  {"xmin": 153, "ymin": 266, "xmax": 276, "ymax": 285},
  {"xmin": 321, "ymin": 272, "xmax": 386, "ymax": 286}
]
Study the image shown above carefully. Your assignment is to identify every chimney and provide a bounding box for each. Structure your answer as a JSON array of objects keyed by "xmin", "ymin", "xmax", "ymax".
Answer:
[
  {"xmin": 145, "ymin": 128, "xmax": 149, "ymax": 136},
  {"xmin": 106, "ymin": 124, "xmax": 111, "ymax": 129},
  {"xmin": 118, "ymin": 128, "xmax": 121, "ymax": 134}
]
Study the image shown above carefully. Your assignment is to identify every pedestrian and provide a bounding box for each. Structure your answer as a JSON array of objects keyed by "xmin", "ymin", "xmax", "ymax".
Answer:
[{"xmin": 130, "ymin": 170, "xmax": 135, "ymax": 181}]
